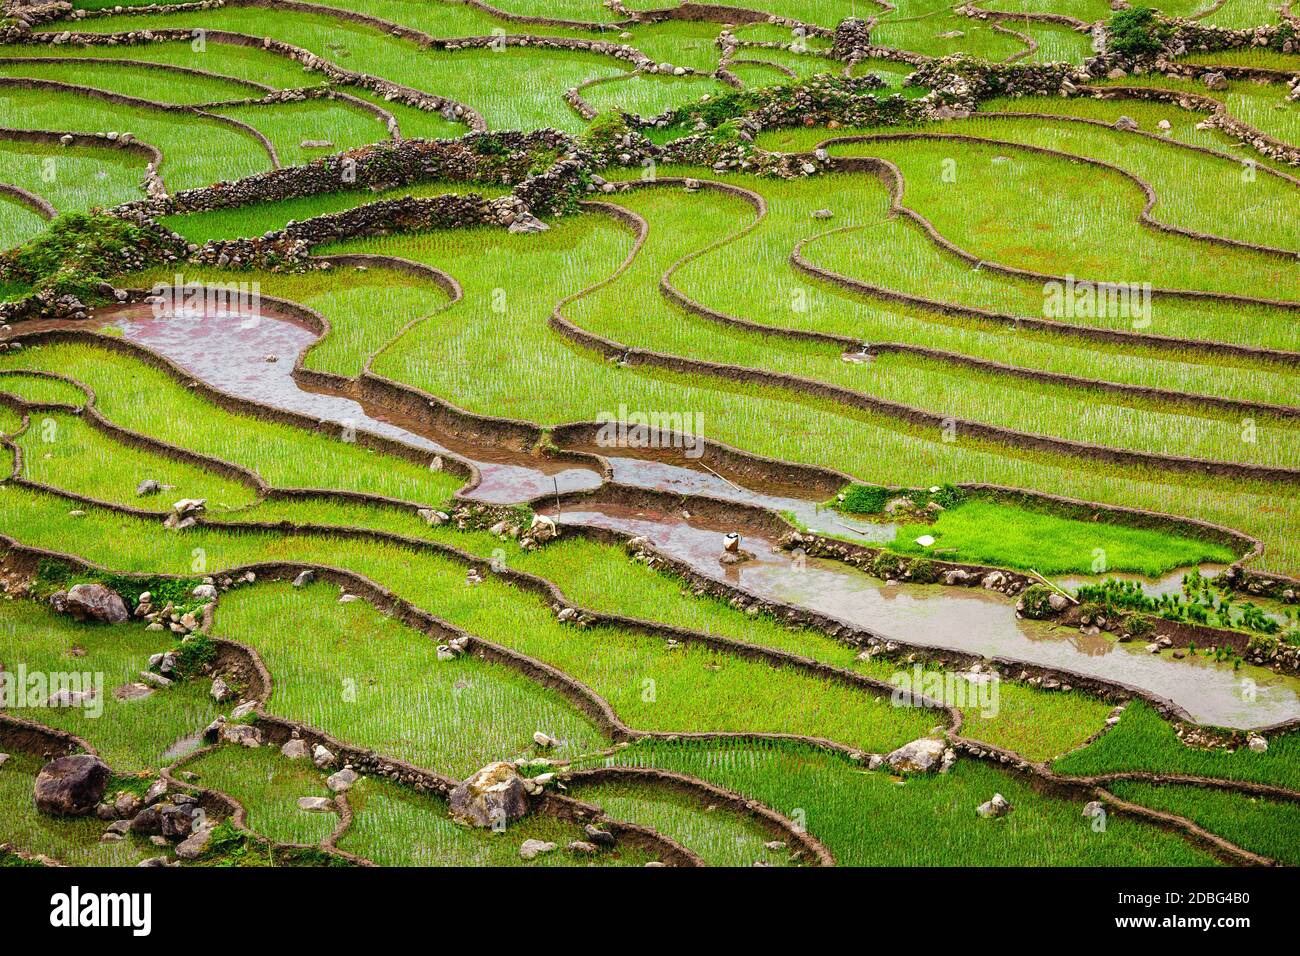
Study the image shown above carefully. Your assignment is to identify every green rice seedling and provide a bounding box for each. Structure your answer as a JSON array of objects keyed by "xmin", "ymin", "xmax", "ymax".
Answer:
[
  {"xmin": 0, "ymin": 372, "xmax": 88, "ymax": 407},
  {"xmin": 0, "ymin": 598, "xmax": 223, "ymax": 772},
  {"xmin": 180, "ymin": 746, "xmax": 339, "ymax": 846},
  {"xmin": 13, "ymin": 409, "xmax": 257, "ymax": 511},
  {"xmin": 0, "ymin": 38, "xmax": 335, "ymax": 89},
  {"xmin": 339, "ymin": 773, "xmax": 660, "ymax": 866},
  {"xmin": 0, "ymin": 141, "xmax": 151, "ymax": 224},
  {"xmin": 599, "ymin": 737, "xmax": 1220, "ymax": 866},
  {"xmin": 567, "ymin": 780, "xmax": 800, "ymax": 866},
  {"xmin": 209, "ymin": 99, "xmax": 395, "ymax": 169},
  {"xmin": 0, "ymin": 196, "xmax": 50, "ymax": 251},
  {"xmin": 1108, "ymin": 781, "xmax": 1300, "ymax": 866},
  {"xmin": 212, "ymin": 581, "xmax": 610, "ymax": 778},
  {"xmin": 0, "ymin": 58, "xmax": 271, "ymax": 105},
  {"xmin": 1053, "ymin": 700, "xmax": 1300, "ymax": 791}
]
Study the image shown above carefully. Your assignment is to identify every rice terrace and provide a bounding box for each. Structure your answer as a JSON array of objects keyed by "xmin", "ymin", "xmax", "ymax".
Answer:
[{"xmin": 0, "ymin": 0, "xmax": 1295, "ymax": 903}]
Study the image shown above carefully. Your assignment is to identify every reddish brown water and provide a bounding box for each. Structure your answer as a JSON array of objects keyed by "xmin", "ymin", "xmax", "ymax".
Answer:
[
  {"xmin": 106, "ymin": 304, "xmax": 602, "ymax": 502},
  {"xmin": 551, "ymin": 505, "xmax": 1300, "ymax": 729},
  {"xmin": 65, "ymin": 301, "xmax": 1300, "ymax": 728}
]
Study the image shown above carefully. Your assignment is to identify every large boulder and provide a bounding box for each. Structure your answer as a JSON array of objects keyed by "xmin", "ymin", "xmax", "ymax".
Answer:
[
  {"xmin": 59, "ymin": 584, "xmax": 128, "ymax": 624},
  {"xmin": 449, "ymin": 761, "xmax": 531, "ymax": 828},
  {"xmin": 884, "ymin": 738, "xmax": 948, "ymax": 774},
  {"xmin": 33, "ymin": 754, "xmax": 111, "ymax": 816}
]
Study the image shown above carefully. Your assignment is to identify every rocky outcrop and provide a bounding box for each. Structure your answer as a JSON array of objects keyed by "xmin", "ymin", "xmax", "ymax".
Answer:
[
  {"xmin": 49, "ymin": 583, "xmax": 128, "ymax": 624},
  {"xmin": 448, "ymin": 761, "xmax": 531, "ymax": 828},
  {"xmin": 33, "ymin": 754, "xmax": 110, "ymax": 816}
]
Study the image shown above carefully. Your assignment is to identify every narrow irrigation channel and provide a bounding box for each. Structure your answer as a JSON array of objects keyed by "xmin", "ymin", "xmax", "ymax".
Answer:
[{"xmin": 89, "ymin": 299, "xmax": 1300, "ymax": 731}]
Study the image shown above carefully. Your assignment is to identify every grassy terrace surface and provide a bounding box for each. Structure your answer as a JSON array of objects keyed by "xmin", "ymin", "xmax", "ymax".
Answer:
[
  {"xmin": 0, "ymin": 487, "xmax": 939, "ymax": 753},
  {"xmin": 184, "ymin": 746, "xmax": 340, "ymax": 846},
  {"xmin": 213, "ymin": 582, "xmax": 610, "ymax": 777},
  {"xmin": 0, "ymin": 599, "xmax": 222, "ymax": 771},
  {"xmin": 568, "ymin": 780, "xmax": 799, "ymax": 866},
  {"xmin": 0, "ymin": 0, "xmax": 1291, "ymax": 870},
  {"xmin": 598, "ymin": 739, "xmax": 1219, "ymax": 866},
  {"xmin": 0, "ymin": 340, "xmax": 465, "ymax": 503},
  {"xmin": 1109, "ymin": 780, "xmax": 1300, "ymax": 866},
  {"xmin": 1053, "ymin": 702, "xmax": 1300, "ymax": 792},
  {"xmin": 156, "ymin": 181, "xmax": 513, "ymax": 246},
  {"xmin": 0, "ymin": 752, "xmax": 160, "ymax": 866},
  {"xmin": 338, "ymin": 773, "xmax": 660, "ymax": 866},
  {"xmin": 0, "ymin": 139, "xmax": 150, "ymax": 216}
]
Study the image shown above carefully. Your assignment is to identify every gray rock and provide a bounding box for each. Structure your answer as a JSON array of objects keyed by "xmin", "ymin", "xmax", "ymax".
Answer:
[
  {"xmin": 327, "ymin": 768, "xmax": 358, "ymax": 793},
  {"xmin": 449, "ymin": 761, "xmax": 530, "ymax": 828},
  {"xmin": 297, "ymin": 796, "xmax": 334, "ymax": 812},
  {"xmin": 210, "ymin": 677, "xmax": 234, "ymax": 703},
  {"xmin": 1200, "ymin": 71, "xmax": 1229, "ymax": 91},
  {"xmin": 175, "ymin": 824, "xmax": 214, "ymax": 859},
  {"xmin": 292, "ymin": 569, "xmax": 315, "ymax": 588},
  {"xmin": 1113, "ymin": 115, "xmax": 1139, "ymax": 132},
  {"xmin": 191, "ymin": 583, "xmax": 218, "ymax": 601},
  {"xmin": 312, "ymin": 744, "xmax": 336, "ymax": 769},
  {"xmin": 220, "ymin": 723, "xmax": 262, "ymax": 748},
  {"xmin": 281, "ymin": 736, "xmax": 310, "ymax": 760},
  {"xmin": 136, "ymin": 479, "xmax": 161, "ymax": 496},
  {"xmin": 34, "ymin": 755, "xmax": 111, "ymax": 816},
  {"xmin": 60, "ymin": 583, "xmax": 129, "ymax": 624},
  {"xmin": 519, "ymin": 839, "xmax": 557, "ymax": 860},
  {"xmin": 884, "ymin": 737, "xmax": 948, "ymax": 774},
  {"xmin": 976, "ymin": 793, "xmax": 1012, "ymax": 818}
]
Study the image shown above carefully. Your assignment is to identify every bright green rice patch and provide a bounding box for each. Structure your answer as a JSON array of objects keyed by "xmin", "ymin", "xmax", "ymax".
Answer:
[
  {"xmin": 1107, "ymin": 779, "xmax": 1300, "ymax": 866},
  {"xmin": 884, "ymin": 499, "xmax": 1238, "ymax": 576},
  {"xmin": 1053, "ymin": 700, "xmax": 1300, "ymax": 791},
  {"xmin": 0, "ymin": 372, "xmax": 88, "ymax": 407}
]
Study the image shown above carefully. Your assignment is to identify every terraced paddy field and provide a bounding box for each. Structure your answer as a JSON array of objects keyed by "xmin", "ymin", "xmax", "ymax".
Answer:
[{"xmin": 0, "ymin": 0, "xmax": 1294, "ymax": 908}]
